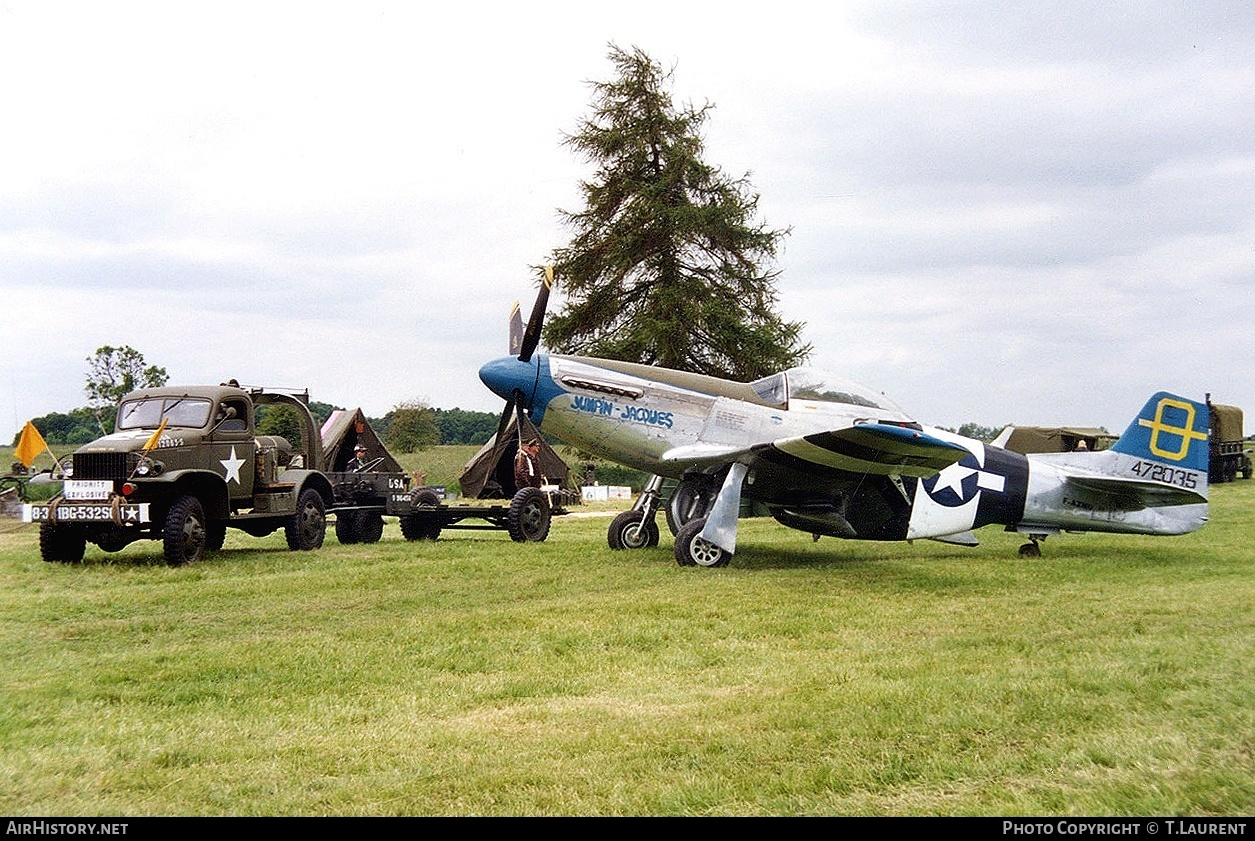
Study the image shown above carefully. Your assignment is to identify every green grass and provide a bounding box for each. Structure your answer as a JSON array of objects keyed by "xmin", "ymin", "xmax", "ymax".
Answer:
[{"xmin": 0, "ymin": 475, "xmax": 1251, "ymax": 815}]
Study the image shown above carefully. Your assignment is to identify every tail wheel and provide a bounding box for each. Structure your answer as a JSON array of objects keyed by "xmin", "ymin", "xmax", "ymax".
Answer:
[
  {"xmin": 608, "ymin": 510, "xmax": 660, "ymax": 550},
  {"xmin": 674, "ymin": 517, "xmax": 730, "ymax": 568},
  {"xmin": 39, "ymin": 522, "xmax": 86, "ymax": 564},
  {"xmin": 285, "ymin": 488, "xmax": 326, "ymax": 551},
  {"xmin": 508, "ymin": 487, "xmax": 551, "ymax": 542},
  {"xmin": 163, "ymin": 495, "xmax": 207, "ymax": 566}
]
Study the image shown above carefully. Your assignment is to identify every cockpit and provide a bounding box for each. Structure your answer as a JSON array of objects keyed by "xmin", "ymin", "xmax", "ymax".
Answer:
[{"xmin": 749, "ymin": 367, "xmax": 904, "ymax": 413}]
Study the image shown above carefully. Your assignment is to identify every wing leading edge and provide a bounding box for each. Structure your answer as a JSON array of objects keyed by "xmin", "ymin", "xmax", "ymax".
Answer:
[{"xmin": 661, "ymin": 423, "xmax": 968, "ymax": 478}]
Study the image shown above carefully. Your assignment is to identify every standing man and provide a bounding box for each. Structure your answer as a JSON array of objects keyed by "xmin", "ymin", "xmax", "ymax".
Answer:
[{"xmin": 514, "ymin": 438, "xmax": 545, "ymax": 490}]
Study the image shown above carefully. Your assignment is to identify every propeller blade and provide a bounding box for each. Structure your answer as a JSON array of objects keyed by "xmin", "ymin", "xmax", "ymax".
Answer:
[
  {"xmin": 518, "ymin": 265, "xmax": 553, "ymax": 362},
  {"xmin": 493, "ymin": 390, "xmax": 521, "ymax": 446},
  {"xmin": 508, "ymin": 300, "xmax": 523, "ymax": 355}
]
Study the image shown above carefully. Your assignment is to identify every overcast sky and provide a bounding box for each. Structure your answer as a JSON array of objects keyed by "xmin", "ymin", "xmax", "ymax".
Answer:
[{"xmin": 2, "ymin": 1, "xmax": 1251, "ymax": 445}]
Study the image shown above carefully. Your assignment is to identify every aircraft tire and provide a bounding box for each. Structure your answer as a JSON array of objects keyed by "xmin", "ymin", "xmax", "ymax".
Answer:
[
  {"xmin": 674, "ymin": 517, "xmax": 730, "ymax": 568},
  {"xmin": 508, "ymin": 487, "xmax": 551, "ymax": 542},
  {"xmin": 608, "ymin": 510, "xmax": 660, "ymax": 550},
  {"xmin": 668, "ymin": 477, "xmax": 717, "ymax": 536}
]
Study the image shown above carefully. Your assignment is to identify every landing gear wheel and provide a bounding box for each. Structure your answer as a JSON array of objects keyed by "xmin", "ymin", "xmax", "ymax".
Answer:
[
  {"xmin": 608, "ymin": 510, "xmax": 660, "ymax": 550},
  {"xmin": 508, "ymin": 487, "xmax": 551, "ymax": 542},
  {"xmin": 400, "ymin": 489, "xmax": 443, "ymax": 541},
  {"xmin": 285, "ymin": 488, "xmax": 326, "ymax": 551},
  {"xmin": 205, "ymin": 521, "xmax": 227, "ymax": 553},
  {"xmin": 335, "ymin": 510, "xmax": 361, "ymax": 545},
  {"xmin": 674, "ymin": 517, "xmax": 730, "ymax": 568},
  {"xmin": 667, "ymin": 477, "xmax": 717, "ymax": 536},
  {"xmin": 163, "ymin": 495, "xmax": 207, "ymax": 566},
  {"xmin": 39, "ymin": 522, "xmax": 86, "ymax": 564}
]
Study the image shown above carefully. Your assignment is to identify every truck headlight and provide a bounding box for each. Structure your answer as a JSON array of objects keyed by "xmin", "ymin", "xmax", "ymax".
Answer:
[{"xmin": 59, "ymin": 460, "xmax": 73, "ymax": 479}]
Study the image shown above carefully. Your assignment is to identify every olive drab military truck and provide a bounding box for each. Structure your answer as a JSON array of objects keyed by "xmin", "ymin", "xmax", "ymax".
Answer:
[
  {"xmin": 1207, "ymin": 396, "xmax": 1252, "ymax": 483},
  {"xmin": 23, "ymin": 383, "xmax": 335, "ymax": 565}
]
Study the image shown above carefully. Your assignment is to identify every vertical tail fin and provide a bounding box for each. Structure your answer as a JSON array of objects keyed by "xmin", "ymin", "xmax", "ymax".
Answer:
[{"xmin": 1110, "ymin": 392, "xmax": 1209, "ymax": 475}]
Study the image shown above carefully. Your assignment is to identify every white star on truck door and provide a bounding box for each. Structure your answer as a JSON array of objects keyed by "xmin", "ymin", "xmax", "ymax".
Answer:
[{"xmin": 220, "ymin": 446, "xmax": 245, "ymax": 484}]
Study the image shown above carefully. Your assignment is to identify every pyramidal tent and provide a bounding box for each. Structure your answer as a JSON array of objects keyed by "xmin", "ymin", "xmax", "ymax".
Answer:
[
  {"xmin": 458, "ymin": 412, "xmax": 572, "ymax": 499},
  {"xmin": 320, "ymin": 409, "xmax": 404, "ymax": 473}
]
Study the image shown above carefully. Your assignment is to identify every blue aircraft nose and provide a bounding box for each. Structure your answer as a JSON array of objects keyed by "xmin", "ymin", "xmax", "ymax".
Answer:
[{"xmin": 478, "ymin": 356, "xmax": 539, "ymax": 405}]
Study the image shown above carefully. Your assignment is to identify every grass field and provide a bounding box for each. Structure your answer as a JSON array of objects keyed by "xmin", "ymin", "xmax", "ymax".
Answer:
[{"xmin": 0, "ymin": 458, "xmax": 1251, "ymax": 815}]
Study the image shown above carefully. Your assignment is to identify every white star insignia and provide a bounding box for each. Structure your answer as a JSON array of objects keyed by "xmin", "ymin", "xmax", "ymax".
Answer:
[
  {"xmin": 220, "ymin": 446, "xmax": 246, "ymax": 485},
  {"xmin": 933, "ymin": 462, "xmax": 975, "ymax": 497}
]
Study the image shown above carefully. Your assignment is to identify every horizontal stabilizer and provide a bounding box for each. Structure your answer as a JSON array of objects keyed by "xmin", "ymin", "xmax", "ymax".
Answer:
[
  {"xmin": 773, "ymin": 423, "xmax": 968, "ymax": 478},
  {"xmin": 1064, "ymin": 474, "xmax": 1207, "ymax": 510}
]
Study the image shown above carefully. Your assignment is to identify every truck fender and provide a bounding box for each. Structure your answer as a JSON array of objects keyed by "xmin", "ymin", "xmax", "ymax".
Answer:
[
  {"xmin": 157, "ymin": 470, "xmax": 231, "ymax": 520},
  {"xmin": 279, "ymin": 469, "xmax": 335, "ymax": 507}
]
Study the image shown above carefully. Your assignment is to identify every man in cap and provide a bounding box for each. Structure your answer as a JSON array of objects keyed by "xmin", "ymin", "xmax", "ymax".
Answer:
[
  {"xmin": 513, "ymin": 438, "xmax": 545, "ymax": 490},
  {"xmin": 348, "ymin": 443, "xmax": 371, "ymax": 472}
]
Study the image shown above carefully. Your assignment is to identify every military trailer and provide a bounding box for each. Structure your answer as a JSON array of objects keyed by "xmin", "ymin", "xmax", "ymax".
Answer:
[
  {"xmin": 1207, "ymin": 397, "xmax": 1251, "ymax": 483},
  {"xmin": 24, "ymin": 383, "xmax": 334, "ymax": 565},
  {"xmin": 320, "ymin": 407, "xmax": 556, "ymax": 545}
]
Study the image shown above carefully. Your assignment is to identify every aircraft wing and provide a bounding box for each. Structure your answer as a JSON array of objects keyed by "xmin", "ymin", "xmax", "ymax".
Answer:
[
  {"xmin": 662, "ymin": 423, "xmax": 968, "ymax": 478},
  {"xmin": 1063, "ymin": 474, "xmax": 1207, "ymax": 510}
]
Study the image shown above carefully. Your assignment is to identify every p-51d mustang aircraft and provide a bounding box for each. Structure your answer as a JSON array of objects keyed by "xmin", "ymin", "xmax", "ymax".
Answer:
[{"xmin": 480, "ymin": 273, "xmax": 1209, "ymax": 567}]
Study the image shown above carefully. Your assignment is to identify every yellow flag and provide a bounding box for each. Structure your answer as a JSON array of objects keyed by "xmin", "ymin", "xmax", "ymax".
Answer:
[
  {"xmin": 142, "ymin": 418, "xmax": 169, "ymax": 452},
  {"xmin": 14, "ymin": 421, "xmax": 49, "ymax": 468}
]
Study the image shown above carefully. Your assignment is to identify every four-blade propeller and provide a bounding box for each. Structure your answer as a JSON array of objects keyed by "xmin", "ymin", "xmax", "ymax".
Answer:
[{"xmin": 493, "ymin": 265, "xmax": 553, "ymax": 446}]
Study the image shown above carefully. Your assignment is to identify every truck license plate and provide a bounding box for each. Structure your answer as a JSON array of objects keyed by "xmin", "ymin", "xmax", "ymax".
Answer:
[{"xmin": 22, "ymin": 503, "xmax": 150, "ymax": 524}]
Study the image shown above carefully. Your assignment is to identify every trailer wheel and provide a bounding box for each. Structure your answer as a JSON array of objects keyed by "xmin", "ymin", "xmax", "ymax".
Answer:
[
  {"xmin": 608, "ymin": 510, "xmax": 659, "ymax": 550},
  {"xmin": 508, "ymin": 487, "xmax": 551, "ymax": 542},
  {"xmin": 39, "ymin": 522, "xmax": 86, "ymax": 564},
  {"xmin": 335, "ymin": 510, "xmax": 361, "ymax": 545},
  {"xmin": 401, "ymin": 489, "xmax": 443, "ymax": 541},
  {"xmin": 358, "ymin": 512, "xmax": 384, "ymax": 544},
  {"xmin": 163, "ymin": 495, "xmax": 207, "ymax": 566},
  {"xmin": 285, "ymin": 488, "xmax": 326, "ymax": 551}
]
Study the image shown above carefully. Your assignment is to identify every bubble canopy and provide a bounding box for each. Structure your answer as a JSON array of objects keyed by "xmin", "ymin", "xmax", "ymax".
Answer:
[{"xmin": 749, "ymin": 367, "xmax": 905, "ymax": 413}]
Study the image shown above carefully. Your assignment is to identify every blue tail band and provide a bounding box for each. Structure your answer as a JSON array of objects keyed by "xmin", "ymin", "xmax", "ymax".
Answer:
[{"xmin": 1111, "ymin": 392, "xmax": 1209, "ymax": 473}]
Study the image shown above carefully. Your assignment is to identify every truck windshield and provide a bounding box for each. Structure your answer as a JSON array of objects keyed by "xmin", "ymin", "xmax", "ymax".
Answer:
[{"xmin": 117, "ymin": 397, "xmax": 213, "ymax": 430}]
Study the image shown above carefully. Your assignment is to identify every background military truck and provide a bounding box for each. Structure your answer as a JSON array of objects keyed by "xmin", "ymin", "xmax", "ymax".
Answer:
[
  {"xmin": 1207, "ymin": 396, "xmax": 1251, "ymax": 483},
  {"xmin": 24, "ymin": 383, "xmax": 334, "ymax": 565}
]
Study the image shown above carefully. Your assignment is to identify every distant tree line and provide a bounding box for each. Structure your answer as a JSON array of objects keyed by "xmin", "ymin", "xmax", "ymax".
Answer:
[{"xmin": 16, "ymin": 401, "xmax": 501, "ymax": 451}]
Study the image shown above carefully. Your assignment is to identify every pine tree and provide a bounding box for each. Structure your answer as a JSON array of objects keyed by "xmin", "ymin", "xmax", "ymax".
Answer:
[{"xmin": 543, "ymin": 44, "xmax": 810, "ymax": 381}]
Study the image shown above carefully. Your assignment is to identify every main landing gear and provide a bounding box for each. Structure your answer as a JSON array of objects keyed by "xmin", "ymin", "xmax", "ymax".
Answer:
[
  {"xmin": 607, "ymin": 475, "xmax": 664, "ymax": 550},
  {"xmin": 608, "ymin": 473, "xmax": 730, "ymax": 567}
]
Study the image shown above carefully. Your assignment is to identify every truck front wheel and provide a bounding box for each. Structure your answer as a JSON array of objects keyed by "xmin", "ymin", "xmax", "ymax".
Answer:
[
  {"xmin": 163, "ymin": 495, "xmax": 207, "ymax": 566},
  {"xmin": 40, "ymin": 522, "xmax": 86, "ymax": 563},
  {"xmin": 286, "ymin": 488, "xmax": 326, "ymax": 551}
]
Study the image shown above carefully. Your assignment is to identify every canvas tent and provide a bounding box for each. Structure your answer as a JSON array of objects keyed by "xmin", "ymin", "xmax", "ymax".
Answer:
[
  {"xmin": 991, "ymin": 426, "xmax": 1116, "ymax": 454},
  {"xmin": 320, "ymin": 408, "xmax": 404, "ymax": 473},
  {"xmin": 458, "ymin": 412, "xmax": 573, "ymax": 500}
]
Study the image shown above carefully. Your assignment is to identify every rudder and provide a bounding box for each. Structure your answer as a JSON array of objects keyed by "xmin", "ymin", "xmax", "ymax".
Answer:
[{"xmin": 1110, "ymin": 392, "xmax": 1209, "ymax": 474}]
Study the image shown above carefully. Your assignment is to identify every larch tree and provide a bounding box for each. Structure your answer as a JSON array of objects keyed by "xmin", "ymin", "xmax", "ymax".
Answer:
[{"xmin": 543, "ymin": 44, "xmax": 810, "ymax": 381}]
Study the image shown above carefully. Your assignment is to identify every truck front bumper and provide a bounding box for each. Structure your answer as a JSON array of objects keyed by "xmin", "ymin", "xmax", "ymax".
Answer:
[{"xmin": 23, "ymin": 501, "xmax": 151, "ymax": 525}]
